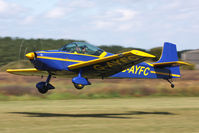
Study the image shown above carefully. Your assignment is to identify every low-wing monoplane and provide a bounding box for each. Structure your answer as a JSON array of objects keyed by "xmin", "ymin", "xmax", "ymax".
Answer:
[{"xmin": 7, "ymin": 42, "xmax": 189, "ymax": 94}]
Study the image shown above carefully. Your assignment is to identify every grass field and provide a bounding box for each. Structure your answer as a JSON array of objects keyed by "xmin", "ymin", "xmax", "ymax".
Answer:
[
  {"xmin": 1, "ymin": 70, "xmax": 199, "ymax": 99},
  {"xmin": 1, "ymin": 97, "xmax": 199, "ymax": 133}
]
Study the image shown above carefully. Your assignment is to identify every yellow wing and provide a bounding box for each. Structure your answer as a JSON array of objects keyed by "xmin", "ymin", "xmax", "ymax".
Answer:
[
  {"xmin": 6, "ymin": 68, "xmax": 48, "ymax": 76},
  {"xmin": 68, "ymin": 50, "xmax": 155, "ymax": 77}
]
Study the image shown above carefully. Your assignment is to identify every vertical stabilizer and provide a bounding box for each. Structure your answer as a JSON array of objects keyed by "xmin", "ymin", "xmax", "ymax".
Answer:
[
  {"xmin": 155, "ymin": 42, "xmax": 181, "ymax": 79},
  {"xmin": 157, "ymin": 42, "xmax": 178, "ymax": 63}
]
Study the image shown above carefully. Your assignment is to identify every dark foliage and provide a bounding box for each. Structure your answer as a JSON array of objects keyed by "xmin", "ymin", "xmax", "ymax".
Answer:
[
  {"xmin": 0, "ymin": 36, "xmax": 184, "ymax": 67},
  {"xmin": 0, "ymin": 37, "xmax": 84, "ymax": 66}
]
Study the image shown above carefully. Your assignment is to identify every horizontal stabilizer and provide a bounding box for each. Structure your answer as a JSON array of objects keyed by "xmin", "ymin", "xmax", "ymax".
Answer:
[{"xmin": 153, "ymin": 61, "xmax": 191, "ymax": 67}]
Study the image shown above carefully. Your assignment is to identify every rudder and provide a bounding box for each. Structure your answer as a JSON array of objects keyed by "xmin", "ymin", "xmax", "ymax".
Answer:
[
  {"xmin": 157, "ymin": 42, "xmax": 178, "ymax": 63},
  {"xmin": 155, "ymin": 42, "xmax": 181, "ymax": 78}
]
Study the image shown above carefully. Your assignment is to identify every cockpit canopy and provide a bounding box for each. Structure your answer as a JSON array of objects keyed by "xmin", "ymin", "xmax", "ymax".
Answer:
[{"xmin": 59, "ymin": 42, "xmax": 104, "ymax": 56}]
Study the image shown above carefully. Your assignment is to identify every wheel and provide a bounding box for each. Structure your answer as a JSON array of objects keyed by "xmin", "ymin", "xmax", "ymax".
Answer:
[
  {"xmin": 36, "ymin": 82, "xmax": 55, "ymax": 94},
  {"xmin": 74, "ymin": 83, "xmax": 84, "ymax": 90},
  {"xmin": 171, "ymin": 84, "xmax": 175, "ymax": 88},
  {"xmin": 38, "ymin": 87, "xmax": 48, "ymax": 94},
  {"xmin": 36, "ymin": 82, "xmax": 48, "ymax": 94}
]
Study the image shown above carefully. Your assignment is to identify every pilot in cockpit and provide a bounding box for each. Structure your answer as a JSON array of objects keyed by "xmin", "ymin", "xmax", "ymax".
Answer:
[
  {"xmin": 75, "ymin": 45, "xmax": 81, "ymax": 53},
  {"xmin": 81, "ymin": 45, "xmax": 87, "ymax": 54},
  {"xmin": 74, "ymin": 45, "xmax": 87, "ymax": 54}
]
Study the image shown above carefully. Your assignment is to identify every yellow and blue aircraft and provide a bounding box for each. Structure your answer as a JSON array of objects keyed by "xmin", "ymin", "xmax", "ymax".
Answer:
[{"xmin": 7, "ymin": 42, "xmax": 189, "ymax": 94}]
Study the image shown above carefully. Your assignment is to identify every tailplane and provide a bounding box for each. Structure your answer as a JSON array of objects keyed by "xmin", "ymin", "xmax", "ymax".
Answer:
[
  {"xmin": 152, "ymin": 42, "xmax": 190, "ymax": 88},
  {"xmin": 153, "ymin": 42, "xmax": 190, "ymax": 67},
  {"xmin": 153, "ymin": 42, "xmax": 181, "ymax": 79}
]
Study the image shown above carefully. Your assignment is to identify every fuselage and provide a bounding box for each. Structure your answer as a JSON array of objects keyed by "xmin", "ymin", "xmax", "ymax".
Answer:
[{"xmin": 30, "ymin": 50, "xmax": 180, "ymax": 79}]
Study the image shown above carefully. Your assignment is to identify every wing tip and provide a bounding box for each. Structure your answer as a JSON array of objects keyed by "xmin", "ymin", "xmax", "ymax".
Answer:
[
  {"xmin": 6, "ymin": 69, "xmax": 12, "ymax": 73},
  {"xmin": 131, "ymin": 50, "xmax": 156, "ymax": 58}
]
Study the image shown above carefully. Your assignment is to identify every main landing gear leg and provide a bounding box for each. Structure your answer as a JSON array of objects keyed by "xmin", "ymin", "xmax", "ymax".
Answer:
[
  {"xmin": 166, "ymin": 79, "xmax": 175, "ymax": 88},
  {"xmin": 36, "ymin": 74, "xmax": 55, "ymax": 94}
]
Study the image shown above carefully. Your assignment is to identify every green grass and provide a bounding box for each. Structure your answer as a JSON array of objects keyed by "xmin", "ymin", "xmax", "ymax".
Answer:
[
  {"xmin": 2, "ymin": 71, "xmax": 199, "ymax": 99},
  {"xmin": 0, "ymin": 97, "xmax": 199, "ymax": 133}
]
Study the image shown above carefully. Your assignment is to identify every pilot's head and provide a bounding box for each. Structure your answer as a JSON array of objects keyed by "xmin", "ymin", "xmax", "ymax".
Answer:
[{"xmin": 81, "ymin": 45, "xmax": 87, "ymax": 53}]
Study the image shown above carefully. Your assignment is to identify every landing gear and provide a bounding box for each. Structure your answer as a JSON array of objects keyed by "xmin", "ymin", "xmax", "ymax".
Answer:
[
  {"xmin": 72, "ymin": 70, "xmax": 91, "ymax": 90},
  {"xmin": 36, "ymin": 74, "xmax": 55, "ymax": 94},
  {"xmin": 166, "ymin": 79, "xmax": 175, "ymax": 88},
  {"xmin": 171, "ymin": 84, "xmax": 175, "ymax": 88},
  {"xmin": 74, "ymin": 83, "xmax": 85, "ymax": 90}
]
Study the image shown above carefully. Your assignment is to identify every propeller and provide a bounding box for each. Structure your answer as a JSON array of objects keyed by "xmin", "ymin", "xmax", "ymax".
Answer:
[
  {"xmin": 25, "ymin": 52, "xmax": 35, "ymax": 59},
  {"xmin": 17, "ymin": 39, "xmax": 43, "ymax": 68},
  {"xmin": 18, "ymin": 40, "xmax": 24, "ymax": 66},
  {"xmin": 24, "ymin": 39, "xmax": 43, "ymax": 60}
]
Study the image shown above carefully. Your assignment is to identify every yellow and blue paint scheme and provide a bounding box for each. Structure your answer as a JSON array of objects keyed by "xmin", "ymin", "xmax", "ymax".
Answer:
[
  {"xmin": 111, "ymin": 63, "xmax": 181, "ymax": 79},
  {"xmin": 25, "ymin": 42, "xmax": 184, "ymax": 79},
  {"xmin": 6, "ymin": 42, "xmax": 189, "ymax": 92}
]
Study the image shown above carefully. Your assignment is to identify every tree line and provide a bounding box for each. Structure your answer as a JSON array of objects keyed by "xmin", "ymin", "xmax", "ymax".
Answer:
[{"xmin": 0, "ymin": 37, "xmax": 187, "ymax": 67}]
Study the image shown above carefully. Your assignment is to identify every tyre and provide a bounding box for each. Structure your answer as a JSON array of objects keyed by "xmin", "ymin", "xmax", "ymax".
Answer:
[
  {"xmin": 36, "ymin": 82, "xmax": 48, "ymax": 94},
  {"xmin": 74, "ymin": 83, "xmax": 84, "ymax": 90}
]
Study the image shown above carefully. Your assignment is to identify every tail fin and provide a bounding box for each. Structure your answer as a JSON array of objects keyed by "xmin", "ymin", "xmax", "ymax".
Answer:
[
  {"xmin": 157, "ymin": 42, "xmax": 178, "ymax": 63},
  {"xmin": 154, "ymin": 42, "xmax": 181, "ymax": 78}
]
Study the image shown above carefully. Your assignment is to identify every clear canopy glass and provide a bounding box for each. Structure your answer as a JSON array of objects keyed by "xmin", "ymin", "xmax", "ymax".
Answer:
[{"xmin": 59, "ymin": 42, "xmax": 104, "ymax": 56}]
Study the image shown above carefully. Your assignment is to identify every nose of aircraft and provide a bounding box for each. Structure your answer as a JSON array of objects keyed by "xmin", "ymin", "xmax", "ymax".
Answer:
[{"xmin": 25, "ymin": 52, "xmax": 35, "ymax": 59}]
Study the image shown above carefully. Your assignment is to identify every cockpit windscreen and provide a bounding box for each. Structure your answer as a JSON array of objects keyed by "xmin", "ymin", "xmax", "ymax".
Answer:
[{"xmin": 60, "ymin": 42, "xmax": 104, "ymax": 56}]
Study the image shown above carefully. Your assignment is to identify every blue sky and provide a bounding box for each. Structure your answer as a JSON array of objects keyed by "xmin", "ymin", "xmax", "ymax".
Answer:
[{"xmin": 0, "ymin": 0, "xmax": 198, "ymax": 50}]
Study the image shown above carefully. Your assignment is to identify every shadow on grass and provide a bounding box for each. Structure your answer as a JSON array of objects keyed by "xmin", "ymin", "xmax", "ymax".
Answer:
[{"xmin": 9, "ymin": 111, "xmax": 175, "ymax": 119}]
